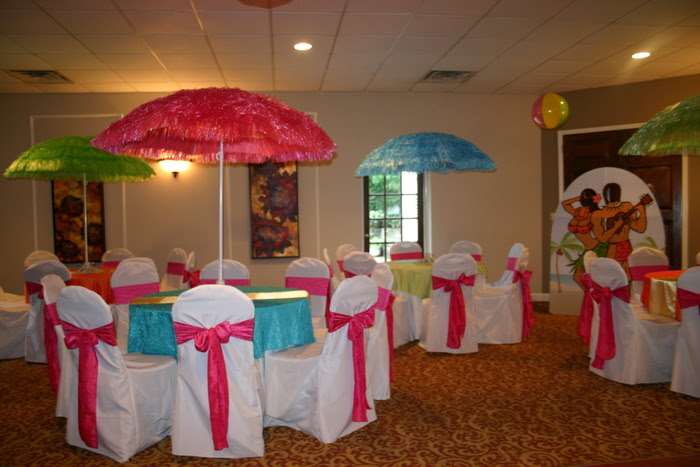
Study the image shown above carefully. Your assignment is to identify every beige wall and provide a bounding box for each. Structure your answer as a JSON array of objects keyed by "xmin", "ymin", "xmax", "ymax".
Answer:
[
  {"xmin": 0, "ymin": 91, "xmax": 542, "ymax": 293},
  {"xmin": 541, "ymin": 74, "xmax": 700, "ymax": 291}
]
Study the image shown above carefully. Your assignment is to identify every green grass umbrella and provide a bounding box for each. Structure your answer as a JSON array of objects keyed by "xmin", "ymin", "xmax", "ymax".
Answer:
[
  {"xmin": 4, "ymin": 136, "xmax": 155, "ymax": 270},
  {"xmin": 619, "ymin": 94, "xmax": 700, "ymax": 156}
]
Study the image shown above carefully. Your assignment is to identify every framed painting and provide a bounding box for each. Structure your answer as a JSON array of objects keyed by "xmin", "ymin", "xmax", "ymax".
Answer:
[
  {"xmin": 249, "ymin": 161, "xmax": 300, "ymax": 258},
  {"xmin": 51, "ymin": 180, "xmax": 106, "ymax": 263}
]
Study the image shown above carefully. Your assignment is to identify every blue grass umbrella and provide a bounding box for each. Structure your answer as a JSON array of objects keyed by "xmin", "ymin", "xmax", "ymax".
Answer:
[{"xmin": 356, "ymin": 132, "xmax": 496, "ymax": 176}]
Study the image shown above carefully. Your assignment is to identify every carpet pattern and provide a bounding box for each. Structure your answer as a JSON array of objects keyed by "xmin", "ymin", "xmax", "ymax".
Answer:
[{"xmin": 0, "ymin": 312, "xmax": 698, "ymax": 466}]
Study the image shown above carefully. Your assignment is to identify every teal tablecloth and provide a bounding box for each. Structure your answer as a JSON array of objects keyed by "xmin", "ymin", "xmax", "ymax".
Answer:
[{"xmin": 128, "ymin": 286, "xmax": 314, "ymax": 359}]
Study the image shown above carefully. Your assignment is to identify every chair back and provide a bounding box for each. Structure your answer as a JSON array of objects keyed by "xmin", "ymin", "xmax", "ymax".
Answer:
[
  {"xmin": 335, "ymin": 244, "xmax": 359, "ymax": 277},
  {"xmin": 583, "ymin": 250, "xmax": 598, "ymax": 274},
  {"xmin": 162, "ymin": 248, "xmax": 188, "ymax": 289},
  {"xmin": 200, "ymin": 259, "xmax": 251, "ymax": 286},
  {"xmin": 24, "ymin": 260, "xmax": 70, "ymax": 300},
  {"xmin": 343, "ymin": 251, "xmax": 377, "ymax": 277},
  {"xmin": 371, "ymin": 263, "xmax": 394, "ymax": 290},
  {"xmin": 24, "ymin": 250, "xmax": 59, "ymax": 268},
  {"xmin": 449, "ymin": 241, "xmax": 483, "ymax": 261},
  {"xmin": 628, "ymin": 247, "xmax": 669, "ymax": 295},
  {"xmin": 101, "ymin": 248, "xmax": 134, "ymax": 268},
  {"xmin": 41, "ymin": 274, "xmax": 66, "ymax": 306},
  {"xmin": 285, "ymin": 257, "xmax": 330, "ymax": 319},
  {"xmin": 389, "ymin": 242, "xmax": 423, "ymax": 261},
  {"xmin": 111, "ymin": 260, "xmax": 160, "ymax": 304},
  {"xmin": 432, "ymin": 253, "xmax": 477, "ymax": 309},
  {"xmin": 495, "ymin": 242, "xmax": 526, "ymax": 285}
]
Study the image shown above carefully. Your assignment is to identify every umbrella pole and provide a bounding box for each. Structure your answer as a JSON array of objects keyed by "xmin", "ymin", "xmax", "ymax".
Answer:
[
  {"xmin": 218, "ymin": 138, "xmax": 224, "ymax": 285},
  {"xmin": 82, "ymin": 173, "xmax": 90, "ymax": 270}
]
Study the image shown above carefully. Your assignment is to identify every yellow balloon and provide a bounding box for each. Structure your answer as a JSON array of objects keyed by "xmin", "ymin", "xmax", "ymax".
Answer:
[{"xmin": 541, "ymin": 93, "xmax": 569, "ymax": 129}]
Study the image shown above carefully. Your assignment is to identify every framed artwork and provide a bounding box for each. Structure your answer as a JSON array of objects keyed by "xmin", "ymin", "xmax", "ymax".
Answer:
[
  {"xmin": 51, "ymin": 180, "xmax": 106, "ymax": 263},
  {"xmin": 249, "ymin": 161, "xmax": 300, "ymax": 258}
]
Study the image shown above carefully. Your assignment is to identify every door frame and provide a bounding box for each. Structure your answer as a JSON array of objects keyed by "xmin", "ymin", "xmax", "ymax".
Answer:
[{"xmin": 557, "ymin": 123, "xmax": 689, "ymax": 268}]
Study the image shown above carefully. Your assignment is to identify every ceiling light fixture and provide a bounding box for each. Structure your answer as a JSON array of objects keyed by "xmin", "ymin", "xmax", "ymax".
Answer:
[
  {"xmin": 293, "ymin": 42, "xmax": 312, "ymax": 52},
  {"xmin": 159, "ymin": 159, "xmax": 190, "ymax": 178},
  {"xmin": 631, "ymin": 51, "xmax": 651, "ymax": 60}
]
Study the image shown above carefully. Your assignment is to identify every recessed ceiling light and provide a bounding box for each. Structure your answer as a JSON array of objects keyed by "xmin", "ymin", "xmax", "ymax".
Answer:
[
  {"xmin": 293, "ymin": 42, "xmax": 312, "ymax": 52},
  {"xmin": 632, "ymin": 51, "xmax": 651, "ymax": 60}
]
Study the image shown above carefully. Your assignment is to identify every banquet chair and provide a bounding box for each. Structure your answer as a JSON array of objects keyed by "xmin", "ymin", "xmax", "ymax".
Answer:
[
  {"xmin": 58, "ymin": 286, "xmax": 176, "ymax": 463},
  {"xmin": 0, "ymin": 286, "xmax": 29, "ymax": 359},
  {"xmin": 322, "ymin": 247, "xmax": 334, "ymax": 276},
  {"xmin": 285, "ymin": 257, "xmax": 331, "ymax": 329},
  {"xmin": 373, "ymin": 263, "xmax": 412, "ymax": 348},
  {"xmin": 24, "ymin": 260, "xmax": 70, "ymax": 363},
  {"xmin": 449, "ymin": 240, "xmax": 485, "ymax": 288},
  {"xmin": 588, "ymin": 258, "xmax": 679, "ymax": 385},
  {"xmin": 161, "ymin": 247, "xmax": 188, "ymax": 291},
  {"xmin": 420, "ymin": 253, "xmax": 479, "ymax": 354},
  {"xmin": 264, "ymin": 276, "xmax": 378, "ymax": 443},
  {"xmin": 472, "ymin": 243, "xmax": 532, "ymax": 344},
  {"xmin": 671, "ymin": 267, "xmax": 700, "ymax": 398},
  {"xmin": 171, "ymin": 285, "xmax": 264, "ymax": 458},
  {"xmin": 40, "ymin": 274, "xmax": 70, "ymax": 416},
  {"xmin": 185, "ymin": 250, "xmax": 196, "ymax": 287},
  {"xmin": 628, "ymin": 247, "xmax": 669, "ymax": 302},
  {"xmin": 577, "ymin": 250, "xmax": 598, "ymax": 347},
  {"xmin": 100, "ymin": 248, "xmax": 134, "ymax": 268},
  {"xmin": 333, "ymin": 244, "xmax": 360, "ymax": 290},
  {"xmin": 24, "ymin": 250, "xmax": 59, "ymax": 268},
  {"xmin": 110, "ymin": 260, "xmax": 160, "ymax": 351},
  {"xmin": 389, "ymin": 242, "xmax": 424, "ymax": 262},
  {"xmin": 200, "ymin": 259, "xmax": 251, "ymax": 286},
  {"xmin": 342, "ymin": 251, "xmax": 377, "ymax": 278}
]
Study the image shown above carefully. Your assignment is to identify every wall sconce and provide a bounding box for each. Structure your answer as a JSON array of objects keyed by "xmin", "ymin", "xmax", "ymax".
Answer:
[{"xmin": 159, "ymin": 159, "xmax": 191, "ymax": 178}]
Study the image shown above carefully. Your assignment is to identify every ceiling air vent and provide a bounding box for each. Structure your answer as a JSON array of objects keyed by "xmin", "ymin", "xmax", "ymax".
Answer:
[
  {"xmin": 5, "ymin": 69, "xmax": 72, "ymax": 84},
  {"xmin": 421, "ymin": 70, "xmax": 474, "ymax": 83}
]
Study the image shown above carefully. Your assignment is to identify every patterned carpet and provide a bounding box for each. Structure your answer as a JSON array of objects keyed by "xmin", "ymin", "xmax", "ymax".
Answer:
[{"xmin": 1, "ymin": 312, "xmax": 698, "ymax": 466}]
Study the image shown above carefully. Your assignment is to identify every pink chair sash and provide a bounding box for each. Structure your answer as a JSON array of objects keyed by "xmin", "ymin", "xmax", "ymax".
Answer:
[
  {"xmin": 285, "ymin": 276, "xmax": 331, "ymax": 326},
  {"xmin": 373, "ymin": 287, "xmax": 395, "ymax": 382},
  {"xmin": 44, "ymin": 301, "xmax": 61, "ymax": 394},
  {"xmin": 432, "ymin": 273, "xmax": 475, "ymax": 349},
  {"xmin": 506, "ymin": 256, "xmax": 518, "ymax": 271},
  {"xmin": 199, "ymin": 278, "xmax": 251, "ymax": 287},
  {"xmin": 677, "ymin": 287, "xmax": 700, "ymax": 316},
  {"xmin": 590, "ymin": 281, "xmax": 630, "ymax": 370},
  {"xmin": 327, "ymin": 309, "xmax": 375, "ymax": 422},
  {"xmin": 166, "ymin": 262, "xmax": 186, "ymax": 276},
  {"xmin": 174, "ymin": 319, "xmax": 254, "ymax": 451},
  {"xmin": 471, "ymin": 254, "xmax": 482, "ymax": 262},
  {"xmin": 26, "ymin": 281, "xmax": 42, "ymax": 297},
  {"xmin": 101, "ymin": 260, "xmax": 120, "ymax": 269},
  {"xmin": 629, "ymin": 264, "xmax": 669, "ymax": 281},
  {"xmin": 513, "ymin": 269, "xmax": 535, "ymax": 339},
  {"xmin": 112, "ymin": 282, "xmax": 160, "ymax": 305},
  {"xmin": 390, "ymin": 251, "xmax": 423, "ymax": 261},
  {"xmin": 336, "ymin": 260, "xmax": 345, "ymax": 274},
  {"xmin": 62, "ymin": 321, "xmax": 117, "ymax": 449},
  {"xmin": 577, "ymin": 273, "xmax": 594, "ymax": 344}
]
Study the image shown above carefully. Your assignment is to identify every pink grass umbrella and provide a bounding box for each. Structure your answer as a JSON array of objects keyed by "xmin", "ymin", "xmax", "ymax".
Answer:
[{"xmin": 93, "ymin": 87, "xmax": 336, "ymax": 282}]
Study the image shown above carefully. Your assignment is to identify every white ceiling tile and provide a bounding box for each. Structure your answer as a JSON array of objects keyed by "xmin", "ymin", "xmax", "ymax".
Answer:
[
  {"xmin": 0, "ymin": 70, "xmax": 20, "ymax": 82},
  {"xmin": 37, "ymin": 0, "xmax": 115, "ymax": 9},
  {"xmin": 655, "ymin": 47, "xmax": 700, "ymax": 65},
  {"xmin": 199, "ymin": 11, "xmax": 269, "ymax": 34},
  {"xmin": 272, "ymin": 13, "xmax": 341, "ymax": 35},
  {"xmin": 419, "ymin": 0, "xmax": 497, "ymax": 16},
  {"xmin": 498, "ymin": 41, "xmax": 569, "ymax": 65},
  {"xmin": 129, "ymin": 81, "xmax": 179, "ymax": 92},
  {"xmin": 158, "ymin": 52, "xmax": 218, "ymax": 68},
  {"xmin": 513, "ymin": 71, "xmax": 569, "ymax": 86},
  {"xmin": 453, "ymin": 80, "xmax": 503, "ymax": 93},
  {"xmin": 633, "ymin": 60, "xmax": 694, "ymax": 77},
  {"xmin": 433, "ymin": 54, "xmax": 493, "ymax": 70},
  {"xmin": 217, "ymin": 53, "xmax": 271, "ymax": 68},
  {"xmin": 0, "ymin": 35, "xmax": 27, "ymax": 53},
  {"xmin": 346, "ymin": 0, "xmax": 422, "ymax": 14},
  {"xmin": 210, "ymin": 35, "xmax": 271, "ymax": 54},
  {"xmin": 527, "ymin": 21, "xmax": 603, "ymax": 45},
  {"xmin": 0, "ymin": 10, "xmax": 64, "ymax": 34},
  {"xmin": 322, "ymin": 69, "xmax": 374, "ymax": 90},
  {"xmin": 177, "ymin": 81, "xmax": 226, "ymax": 89},
  {"xmin": 59, "ymin": 69, "xmax": 124, "ymax": 83},
  {"xmin": 192, "ymin": 0, "xmax": 261, "ymax": 10},
  {"xmin": 273, "ymin": 34, "xmax": 333, "ymax": 63},
  {"xmin": 328, "ymin": 52, "xmax": 385, "ymax": 71},
  {"xmin": 339, "ymin": 14, "xmax": 411, "ymax": 35},
  {"xmin": 332, "ymin": 35, "xmax": 395, "ymax": 55},
  {"xmin": 681, "ymin": 12, "xmax": 700, "ymax": 26},
  {"xmin": 582, "ymin": 25, "xmax": 665, "ymax": 48},
  {"xmin": 556, "ymin": 43, "xmax": 623, "ymax": 61},
  {"xmin": 116, "ymin": 69, "xmax": 171, "ymax": 82},
  {"xmin": 83, "ymin": 82, "xmax": 136, "ymax": 92},
  {"xmin": 7, "ymin": 34, "xmax": 89, "ymax": 54},
  {"xmin": 382, "ymin": 53, "xmax": 439, "ymax": 69},
  {"xmin": 38, "ymin": 53, "xmax": 108, "ymax": 70},
  {"xmin": 144, "ymin": 34, "xmax": 209, "ymax": 53},
  {"xmin": 468, "ymin": 17, "xmax": 543, "ymax": 40},
  {"xmin": 0, "ymin": 2, "xmax": 40, "ymax": 9},
  {"xmin": 52, "ymin": 11, "xmax": 132, "ymax": 34},
  {"xmin": 366, "ymin": 79, "xmax": 414, "ymax": 92},
  {"xmin": 98, "ymin": 53, "xmax": 164, "ymax": 69},
  {"xmin": 35, "ymin": 83, "xmax": 89, "ymax": 93},
  {"xmin": 222, "ymin": 68, "xmax": 273, "ymax": 82},
  {"xmin": 578, "ymin": 57, "xmax": 643, "ymax": 76},
  {"xmin": 392, "ymin": 35, "xmax": 455, "ymax": 55},
  {"xmin": 168, "ymin": 69, "xmax": 222, "ymax": 81},
  {"xmin": 275, "ymin": 80, "xmax": 321, "ymax": 91},
  {"xmin": 233, "ymin": 81, "xmax": 274, "ymax": 91},
  {"xmin": 489, "ymin": 0, "xmax": 571, "ymax": 18},
  {"xmin": 276, "ymin": 67, "xmax": 325, "ymax": 81},
  {"xmin": 412, "ymin": 81, "xmax": 461, "ymax": 92},
  {"xmin": 556, "ymin": 0, "xmax": 646, "ymax": 23},
  {"xmin": 123, "ymin": 10, "xmax": 201, "ymax": 34},
  {"xmin": 115, "ymin": 0, "xmax": 192, "ymax": 10},
  {"xmin": 497, "ymin": 83, "xmax": 544, "ymax": 94},
  {"xmin": 533, "ymin": 59, "xmax": 588, "ymax": 74},
  {"xmin": 558, "ymin": 72, "xmax": 614, "ymax": 86},
  {"xmin": 451, "ymin": 37, "xmax": 514, "ymax": 56},
  {"xmin": 0, "ymin": 53, "xmax": 51, "ymax": 68},
  {"xmin": 639, "ymin": 27, "xmax": 700, "ymax": 49},
  {"xmin": 275, "ymin": 0, "xmax": 346, "ymax": 12},
  {"xmin": 617, "ymin": 0, "xmax": 700, "ymax": 26},
  {"xmin": 404, "ymin": 15, "xmax": 479, "ymax": 37},
  {"xmin": 78, "ymin": 34, "xmax": 149, "ymax": 54},
  {"xmin": 0, "ymin": 82, "xmax": 39, "ymax": 92}
]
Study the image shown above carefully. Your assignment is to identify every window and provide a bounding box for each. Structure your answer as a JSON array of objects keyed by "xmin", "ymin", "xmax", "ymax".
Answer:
[{"xmin": 364, "ymin": 172, "xmax": 424, "ymax": 262}]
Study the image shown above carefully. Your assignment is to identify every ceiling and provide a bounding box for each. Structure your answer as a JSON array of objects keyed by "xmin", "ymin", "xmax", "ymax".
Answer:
[{"xmin": 1, "ymin": 0, "xmax": 699, "ymax": 94}]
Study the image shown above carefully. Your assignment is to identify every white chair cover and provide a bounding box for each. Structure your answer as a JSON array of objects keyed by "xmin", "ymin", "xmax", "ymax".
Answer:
[
  {"xmin": 200, "ymin": 259, "xmax": 250, "ymax": 286},
  {"xmin": 161, "ymin": 247, "xmax": 188, "ymax": 291},
  {"xmin": 449, "ymin": 241, "xmax": 485, "ymax": 288},
  {"xmin": 628, "ymin": 247, "xmax": 669, "ymax": 300},
  {"xmin": 334, "ymin": 243, "xmax": 359, "ymax": 280},
  {"xmin": 389, "ymin": 242, "xmax": 423, "ymax": 262},
  {"xmin": 40, "ymin": 274, "xmax": 69, "ymax": 417},
  {"xmin": 23, "ymin": 260, "xmax": 70, "ymax": 363},
  {"xmin": 185, "ymin": 250, "xmax": 196, "ymax": 286},
  {"xmin": 285, "ymin": 257, "xmax": 331, "ymax": 327},
  {"xmin": 472, "ymin": 243, "xmax": 528, "ymax": 345},
  {"xmin": 101, "ymin": 248, "xmax": 134, "ymax": 267},
  {"xmin": 110, "ymin": 260, "xmax": 160, "ymax": 352},
  {"xmin": 420, "ymin": 254, "xmax": 478, "ymax": 354},
  {"xmin": 588, "ymin": 258, "xmax": 679, "ymax": 385},
  {"xmin": 24, "ymin": 250, "xmax": 59, "ymax": 268},
  {"xmin": 671, "ymin": 267, "xmax": 700, "ymax": 398},
  {"xmin": 58, "ymin": 286, "xmax": 176, "ymax": 463},
  {"xmin": 0, "ymin": 287, "xmax": 30, "ymax": 360},
  {"xmin": 583, "ymin": 250, "xmax": 598, "ymax": 273},
  {"xmin": 342, "ymin": 251, "xmax": 377, "ymax": 277},
  {"xmin": 171, "ymin": 285, "xmax": 263, "ymax": 458},
  {"xmin": 368, "ymin": 263, "xmax": 400, "ymax": 400},
  {"xmin": 264, "ymin": 276, "xmax": 378, "ymax": 443}
]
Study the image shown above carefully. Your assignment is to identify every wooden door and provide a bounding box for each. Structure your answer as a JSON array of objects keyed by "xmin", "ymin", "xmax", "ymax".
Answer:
[{"xmin": 563, "ymin": 129, "xmax": 682, "ymax": 268}]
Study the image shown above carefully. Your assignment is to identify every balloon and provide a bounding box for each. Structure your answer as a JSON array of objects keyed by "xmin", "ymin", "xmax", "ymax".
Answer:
[{"xmin": 532, "ymin": 93, "xmax": 569, "ymax": 129}]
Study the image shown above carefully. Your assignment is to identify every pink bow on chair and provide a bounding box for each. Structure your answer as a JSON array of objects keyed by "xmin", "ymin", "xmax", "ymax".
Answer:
[
  {"xmin": 432, "ymin": 273, "xmax": 475, "ymax": 349},
  {"xmin": 390, "ymin": 251, "xmax": 423, "ymax": 261},
  {"xmin": 513, "ymin": 269, "xmax": 535, "ymax": 339},
  {"xmin": 42, "ymin": 294, "xmax": 61, "ymax": 394},
  {"xmin": 327, "ymin": 308, "xmax": 375, "ymax": 422},
  {"xmin": 112, "ymin": 282, "xmax": 160, "ymax": 304},
  {"xmin": 628, "ymin": 264, "xmax": 669, "ymax": 281},
  {"xmin": 578, "ymin": 273, "xmax": 595, "ymax": 344},
  {"xmin": 677, "ymin": 287, "xmax": 700, "ymax": 316},
  {"xmin": 590, "ymin": 282, "xmax": 630, "ymax": 369},
  {"xmin": 62, "ymin": 321, "xmax": 117, "ymax": 449},
  {"xmin": 374, "ymin": 287, "xmax": 396, "ymax": 382},
  {"xmin": 166, "ymin": 262, "xmax": 186, "ymax": 276},
  {"xmin": 173, "ymin": 319, "xmax": 254, "ymax": 451}
]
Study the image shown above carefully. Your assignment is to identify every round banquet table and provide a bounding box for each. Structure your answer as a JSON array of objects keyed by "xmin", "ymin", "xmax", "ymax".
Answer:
[
  {"xmin": 641, "ymin": 270, "xmax": 684, "ymax": 321},
  {"xmin": 389, "ymin": 261, "xmax": 434, "ymax": 299},
  {"xmin": 127, "ymin": 286, "xmax": 314, "ymax": 359}
]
